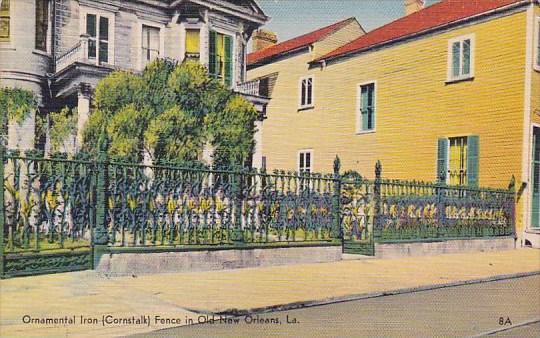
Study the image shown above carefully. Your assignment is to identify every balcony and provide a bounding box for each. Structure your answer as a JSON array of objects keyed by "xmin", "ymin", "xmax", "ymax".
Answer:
[
  {"xmin": 236, "ymin": 78, "xmax": 271, "ymax": 119},
  {"xmin": 53, "ymin": 34, "xmax": 114, "ymax": 99},
  {"xmin": 236, "ymin": 77, "xmax": 270, "ymax": 98}
]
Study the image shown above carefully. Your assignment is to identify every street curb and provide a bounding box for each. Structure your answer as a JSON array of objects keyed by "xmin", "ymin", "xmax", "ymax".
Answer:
[{"xmin": 204, "ymin": 270, "xmax": 540, "ymax": 316}]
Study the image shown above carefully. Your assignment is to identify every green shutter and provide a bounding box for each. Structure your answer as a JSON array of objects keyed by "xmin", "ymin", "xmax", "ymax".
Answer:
[
  {"xmin": 224, "ymin": 35, "xmax": 233, "ymax": 87},
  {"xmin": 467, "ymin": 135, "xmax": 479, "ymax": 187},
  {"xmin": 361, "ymin": 86, "xmax": 368, "ymax": 131},
  {"xmin": 437, "ymin": 138, "xmax": 449, "ymax": 183},
  {"xmin": 209, "ymin": 31, "xmax": 217, "ymax": 76}
]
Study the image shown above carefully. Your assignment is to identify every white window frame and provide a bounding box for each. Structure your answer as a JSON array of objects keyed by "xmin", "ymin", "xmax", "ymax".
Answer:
[
  {"xmin": 134, "ymin": 20, "xmax": 165, "ymax": 71},
  {"xmin": 297, "ymin": 149, "xmax": 313, "ymax": 174},
  {"xmin": 140, "ymin": 24, "xmax": 163, "ymax": 69},
  {"xmin": 80, "ymin": 7, "xmax": 115, "ymax": 66},
  {"xmin": 356, "ymin": 80, "xmax": 377, "ymax": 134},
  {"xmin": 298, "ymin": 75, "xmax": 314, "ymax": 110},
  {"xmin": 534, "ymin": 16, "xmax": 540, "ymax": 72},
  {"xmin": 447, "ymin": 34, "xmax": 475, "ymax": 82}
]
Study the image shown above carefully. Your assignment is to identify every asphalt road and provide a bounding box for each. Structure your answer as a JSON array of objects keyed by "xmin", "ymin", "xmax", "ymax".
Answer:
[{"xmin": 132, "ymin": 275, "xmax": 540, "ymax": 338}]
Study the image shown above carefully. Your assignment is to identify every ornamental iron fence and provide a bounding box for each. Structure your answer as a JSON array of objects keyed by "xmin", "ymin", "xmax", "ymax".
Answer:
[
  {"xmin": 340, "ymin": 161, "xmax": 516, "ymax": 254},
  {"xmin": 0, "ymin": 143, "xmax": 516, "ymax": 277}
]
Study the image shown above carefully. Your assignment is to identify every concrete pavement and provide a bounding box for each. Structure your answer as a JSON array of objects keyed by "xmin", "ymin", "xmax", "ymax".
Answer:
[
  {"xmin": 0, "ymin": 248, "xmax": 539, "ymax": 337},
  {"xmin": 135, "ymin": 275, "xmax": 540, "ymax": 338}
]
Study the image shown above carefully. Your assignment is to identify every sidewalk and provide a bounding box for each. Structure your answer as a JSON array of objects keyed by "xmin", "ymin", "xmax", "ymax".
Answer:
[{"xmin": 1, "ymin": 248, "xmax": 539, "ymax": 337}]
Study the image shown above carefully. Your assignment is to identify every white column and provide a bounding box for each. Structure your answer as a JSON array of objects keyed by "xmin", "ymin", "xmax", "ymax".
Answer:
[
  {"xmin": 252, "ymin": 119, "xmax": 264, "ymax": 170},
  {"xmin": 76, "ymin": 83, "xmax": 92, "ymax": 151},
  {"xmin": 7, "ymin": 111, "xmax": 35, "ymax": 151},
  {"xmin": 202, "ymin": 141, "xmax": 215, "ymax": 166}
]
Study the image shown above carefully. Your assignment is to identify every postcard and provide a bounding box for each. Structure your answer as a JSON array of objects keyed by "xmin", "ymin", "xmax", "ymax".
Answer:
[{"xmin": 1, "ymin": 0, "xmax": 539, "ymax": 337}]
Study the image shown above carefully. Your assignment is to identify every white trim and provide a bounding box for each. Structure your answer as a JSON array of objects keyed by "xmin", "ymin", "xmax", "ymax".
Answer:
[
  {"xmin": 522, "ymin": 4, "xmax": 535, "ymax": 234},
  {"xmin": 356, "ymin": 80, "xmax": 377, "ymax": 134},
  {"xmin": 297, "ymin": 149, "xmax": 314, "ymax": 173},
  {"xmin": 137, "ymin": 20, "xmax": 165, "ymax": 71},
  {"xmin": 534, "ymin": 16, "xmax": 540, "ymax": 72},
  {"xmin": 446, "ymin": 33, "xmax": 475, "ymax": 83},
  {"xmin": 79, "ymin": 6, "xmax": 116, "ymax": 66},
  {"xmin": 298, "ymin": 75, "xmax": 315, "ymax": 110}
]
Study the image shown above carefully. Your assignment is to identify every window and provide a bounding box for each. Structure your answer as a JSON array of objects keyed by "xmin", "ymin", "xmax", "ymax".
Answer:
[
  {"xmin": 142, "ymin": 25, "xmax": 160, "ymax": 67},
  {"xmin": 437, "ymin": 136, "xmax": 479, "ymax": 187},
  {"xmin": 35, "ymin": 0, "xmax": 49, "ymax": 51},
  {"xmin": 448, "ymin": 137, "xmax": 468, "ymax": 186},
  {"xmin": 299, "ymin": 76, "xmax": 314, "ymax": 109},
  {"xmin": 185, "ymin": 29, "xmax": 200, "ymax": 59},
  {"xmin": 86, "ymin": 13, "xmax": 110, "ymax": 64},
  {"xmin": 0, "ymin": 0, "xmax": 9, "ymax": 42},
  {"xmin": 298, "ymin": 150, "xmax": 313, "ymax": 174},
  {"xmin": 448, "ymin": 35, "xmax": 474, "ymax": 81},
  {"xmin": 357, "ymin": 82, "xmax": 376, "ymax": 132},
  {"xmin": 209, "ymin": 31, "xmax": 233, "ymax": 86}
]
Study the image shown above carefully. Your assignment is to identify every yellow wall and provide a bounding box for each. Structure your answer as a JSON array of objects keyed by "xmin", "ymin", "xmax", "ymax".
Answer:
[
  {"xmin": 311, "ymin": 20, "xmax": 365, "ymax": 59},
  {"xmin": 249, "ymin": 8, "xmax": 538, "ymax": 236},
  {"xmin": 532, "ymin": 6, "xmax": 540, "ymax": 126},
  {"xmin": 252, "ymin": 10, "xmax": 528, "ymax": 187}
]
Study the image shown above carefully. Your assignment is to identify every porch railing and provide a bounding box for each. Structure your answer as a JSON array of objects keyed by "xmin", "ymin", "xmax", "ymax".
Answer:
[
  {"xmin": 55, "ymin": 34, "xmax": 97, "ymax": 73},
  {"xmin": 236, "ymin": 78, "xmax": 270, "ymax": 97}
]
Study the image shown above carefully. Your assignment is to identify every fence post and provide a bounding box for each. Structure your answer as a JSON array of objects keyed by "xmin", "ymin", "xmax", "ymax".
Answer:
[
  {"xmin": 332, "ymin": 156, "xmax": 341, "ymax": 241},
  {"xmin": 436, "ymin": 170, "xmax": 446, "ymax": 237},
  {"xmin": 0, "ymin": 144, "xmax": 5, "ymax": 277},
  {"xmin": 373, "ymin": 161, "xmax": 382, "ymax": 241},
  {"xmin": 231, "ymin": 165, "xmax": 245, "ymax": 244},
  {"xmin": 508, "ymin": 176, "xmax": 517, "ymax": 240},
  {"xmin": 93, "ymin": 129, "xmax": 109, "ymax": 268}
]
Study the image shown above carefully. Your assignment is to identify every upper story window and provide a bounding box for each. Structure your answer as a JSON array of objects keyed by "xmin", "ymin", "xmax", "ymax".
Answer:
[
  {"xmin": 142, "ymin": 25, "xmax": 160, "ymax": 68},
  {"xmin": 0, "ymin": 0, "xmax": 9, "ymax": 42},
  {"xmin": 35, "ymin": 0, "xmax": 49, "ymax": 51},
  {"xmin": 86, "ymin": 13, "xmax": 110, "ymax": 64},
  {"xmin": 447, "ymin": 34, "xmax": 475, "ymax": 82},
  {"xmin": 209, "ymin": 31, "xmax": 233, "ymax": 87},
  {"xmin": 185, "ymin": 29, "xmax": 200, "ymax": 60},
  {"xmin": 299, "ymin": 76, "xmax": 313, "ymax": 109},
  {"xmin": 357, "ymin": 82, "xmax": 376, "ymax": 133}
]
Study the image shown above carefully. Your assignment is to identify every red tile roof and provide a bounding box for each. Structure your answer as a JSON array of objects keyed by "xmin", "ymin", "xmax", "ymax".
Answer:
[
  {"xmin": 248, "ymin": 17, "xmax": 359, "ymax": 66},
  {"xmin": 314, "ymin": 0, "xmax": 527, "ymax": 63}
]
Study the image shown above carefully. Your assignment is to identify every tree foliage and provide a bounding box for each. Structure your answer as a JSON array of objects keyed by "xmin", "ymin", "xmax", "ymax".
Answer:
[
  {"xmin": 0, "ymin": 88, "xmax": 38, "ymax": 146},
  {"xmin": 49, "ymin": 107, "xmax": 77, "ymax": 153},
  {"xmin": 82, "ymin": 59, "xmax": 258, "ymax": 167}
]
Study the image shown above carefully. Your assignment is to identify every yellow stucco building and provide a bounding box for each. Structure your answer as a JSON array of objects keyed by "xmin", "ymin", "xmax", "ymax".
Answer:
[{"xmin": 248, "ymin": 0, "xmax": 540, "ymax": 245}]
